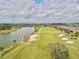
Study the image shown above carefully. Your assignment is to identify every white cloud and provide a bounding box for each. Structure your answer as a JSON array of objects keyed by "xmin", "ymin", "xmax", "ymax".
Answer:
[{"xmin": 0, "ymin": 0, "xmax": 79, "ymax": 23}]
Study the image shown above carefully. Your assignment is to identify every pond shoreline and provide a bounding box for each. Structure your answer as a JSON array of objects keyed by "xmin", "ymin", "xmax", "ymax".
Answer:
[
  {"xmin": 0, "ymin": 27, "xmax": 36, "ymax": 57},
  {"xmin": 0, "ymin": 32, "xmax": 38, "ymax": 57}
]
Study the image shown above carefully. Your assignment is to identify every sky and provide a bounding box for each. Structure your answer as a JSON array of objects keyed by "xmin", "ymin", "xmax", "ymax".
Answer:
[
  {"xmin": 34, "ymin": 0, "xmax": 44, "ymax": 4},
  {"xmin": 0, "ymin": 0, "xmax": 79, "ymax": 23}
]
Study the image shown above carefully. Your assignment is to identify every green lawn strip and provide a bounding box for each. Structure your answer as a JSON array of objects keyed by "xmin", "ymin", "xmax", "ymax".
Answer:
[
  {"xmin": 2, "ymin": 43, "xmax": 26, "ymax": 59},
  {"xmin": 1, "ymin": 43, "xmax": 21, "ymax": 56},
  {"xmin": 11, "ymin": 39, "xmax": 52, "ymax": 59}
]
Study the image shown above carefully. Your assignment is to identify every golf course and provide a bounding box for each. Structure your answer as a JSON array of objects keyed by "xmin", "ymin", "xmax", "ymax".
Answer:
[{"xmin": 1, "ymin": 27, "xmax": 79, "ymax": 59}]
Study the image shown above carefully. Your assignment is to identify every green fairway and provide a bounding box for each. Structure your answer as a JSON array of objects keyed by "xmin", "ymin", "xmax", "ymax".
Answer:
[{"xmin": 1, "ymin": 27, "xmax": 79, "ymax": 59}]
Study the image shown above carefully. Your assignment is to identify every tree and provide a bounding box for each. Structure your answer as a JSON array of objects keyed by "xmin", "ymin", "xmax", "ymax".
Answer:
[
  {"xmin": 74, "ymin": 32, "xmax": 79, "ymax": 40},
  {"xmin": 70, "ymin": 32, "xmax": 79, "ymax": 40},
  {"xmin": 13, "ymin": 40, "xmax": 16, "ymax": 44},
  {"xmin": 0, "ymin": 47, "xmax": 4, "ymax": 52},
  {"xmin": 49, "ymin": 43, "xmax": 70, "ymax": 59}
]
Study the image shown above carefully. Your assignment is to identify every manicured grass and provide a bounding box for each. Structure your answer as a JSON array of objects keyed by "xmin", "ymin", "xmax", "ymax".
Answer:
[
  {"xmin": 1, "ymin": 27, "xmax": 79, "ymax": 59},
  {"xmin": 1, "ymin": 43, "xmax": 22, "ymax": 57},
  {"xmin": 0, "ymin": 28, "xmax": 17, "ymax": 35}
]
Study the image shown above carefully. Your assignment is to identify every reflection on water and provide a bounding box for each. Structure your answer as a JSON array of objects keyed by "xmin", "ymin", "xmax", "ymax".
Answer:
[{"xmin": 0, "ymin": 27, "xmax": 35, "ymax": 48}]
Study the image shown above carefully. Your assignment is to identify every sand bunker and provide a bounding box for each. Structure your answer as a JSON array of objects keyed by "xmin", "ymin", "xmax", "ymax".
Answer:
[
  {"xmin": 62, "ymin": 37, "xmax": 68, "ymax": 40},
  {"xmin": 28, "ymin": 34, "xmax": 38, "ymax": 42},
  {"xmin": 58, "ymin": 34, "xmax": 64, "ymax": 37},
  {"xmin": 66, "ymin": 41, "xmax": 74, "ymax": 44}
]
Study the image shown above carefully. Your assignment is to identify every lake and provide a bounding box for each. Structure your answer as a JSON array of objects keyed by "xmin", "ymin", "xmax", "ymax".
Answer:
[{"xmin": 0, "ymin": 27, "xmax": 35, "ymax": 49}]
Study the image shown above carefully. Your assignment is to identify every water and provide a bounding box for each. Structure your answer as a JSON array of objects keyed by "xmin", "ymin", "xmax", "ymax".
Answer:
[{"xmin": 0, "ymin": 27, "xmax": 35, "ymax": 48}]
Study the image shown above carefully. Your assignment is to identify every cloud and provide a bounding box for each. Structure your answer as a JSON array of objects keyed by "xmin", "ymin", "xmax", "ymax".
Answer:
[{"xmin": 0, "ymin": 0, "xmax": 79, "ymax": 23}]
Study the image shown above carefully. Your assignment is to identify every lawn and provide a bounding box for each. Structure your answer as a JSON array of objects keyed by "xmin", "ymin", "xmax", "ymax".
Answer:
[
  {"xmin": 1, "ymin": 27, "xmax": 79, "ymax": 59},
  {"xmin": 0, "ymin": 27, "xmax": 17, "ymax": 35}
]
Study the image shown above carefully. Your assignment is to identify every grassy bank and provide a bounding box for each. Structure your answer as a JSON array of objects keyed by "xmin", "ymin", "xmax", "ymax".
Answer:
[
  {"xmin": 1, "ymin": 27, "xmax": 79, "ymax": 59},
  {"xmin": 0, "ymin": 28, "xmax": 17, "ymax": 35}
]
